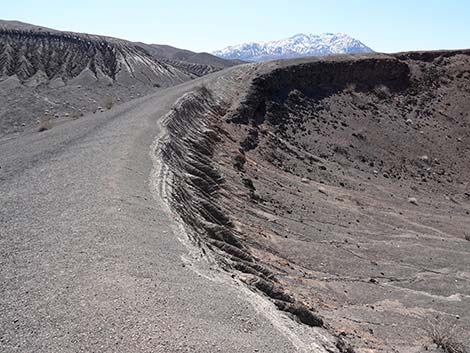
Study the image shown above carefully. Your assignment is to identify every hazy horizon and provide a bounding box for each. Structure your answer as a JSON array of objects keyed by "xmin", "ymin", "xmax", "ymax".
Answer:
[{"xmin": 2, "ymin": 0, "xmax": 470, "ymax": 53}]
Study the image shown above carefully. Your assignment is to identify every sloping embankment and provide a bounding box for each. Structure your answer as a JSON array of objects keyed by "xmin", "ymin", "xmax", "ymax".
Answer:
[
  {"xmin": 156, "ymin": 52, "xmax": 470, "ymax": 352},
  {"xmin": 157, "ymin": 86, "xmax": 333, "ymax": 330}
]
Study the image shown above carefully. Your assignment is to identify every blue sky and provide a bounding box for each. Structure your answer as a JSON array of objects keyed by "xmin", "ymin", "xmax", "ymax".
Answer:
[{"xmin": 2, "ymin": 0, "xmax": 469, "ymax": 53}]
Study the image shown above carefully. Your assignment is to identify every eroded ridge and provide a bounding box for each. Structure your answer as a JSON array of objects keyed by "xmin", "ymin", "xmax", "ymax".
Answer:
[
  {"xmin": 0, "ymin": 28, "xmax": 186, "ymax": 83},
  {"xmin": 159, "ymin": 85, "xmax": 332, "ymax": 330}
]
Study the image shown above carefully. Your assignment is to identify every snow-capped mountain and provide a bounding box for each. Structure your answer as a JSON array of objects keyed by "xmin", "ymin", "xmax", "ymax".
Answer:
[{"xmin": 213, "ymin": 33, "xmax": 373, "ymax": 62}]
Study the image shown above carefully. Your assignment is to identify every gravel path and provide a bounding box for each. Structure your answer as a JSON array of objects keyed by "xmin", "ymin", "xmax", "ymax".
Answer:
[{"xmin": 0, "ymin": 71, "xmax": 322, "ymax": 352}]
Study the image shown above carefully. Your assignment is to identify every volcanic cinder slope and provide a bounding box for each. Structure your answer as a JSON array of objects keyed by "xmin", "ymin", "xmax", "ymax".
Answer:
[
  {"xmin": 160, "ymin": 51, "xmax": 470, "ymax": 352},
  {"xmin": 0, "ymin": 20, "xmax": 237, "ymax": 137}
]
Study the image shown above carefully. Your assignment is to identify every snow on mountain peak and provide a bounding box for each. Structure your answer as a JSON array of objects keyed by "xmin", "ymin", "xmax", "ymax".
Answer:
[{"xmin": 212, "ymin": 33, "xmax": 373, "ymax": 62}]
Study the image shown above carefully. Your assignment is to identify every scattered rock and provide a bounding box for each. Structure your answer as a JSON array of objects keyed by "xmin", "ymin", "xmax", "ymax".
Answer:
[{"xmin": 419, "ymin": 155, "xmax": 429, "ymax": 162}]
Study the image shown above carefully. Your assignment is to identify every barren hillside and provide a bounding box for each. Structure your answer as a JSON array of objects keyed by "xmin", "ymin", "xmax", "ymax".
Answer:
[
  {"xmin": 0, "ymin": 21, "xmax": 229, "ymax": 136},
  {"xmin": 160, "ymin": 51, "xmax": 470, "ymax": 352}
]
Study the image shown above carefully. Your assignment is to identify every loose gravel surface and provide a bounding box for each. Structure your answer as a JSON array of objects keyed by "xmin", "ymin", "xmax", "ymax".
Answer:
[{"xmin": 0, "ymin": 69, "xmax": 334, "ymax": 352}]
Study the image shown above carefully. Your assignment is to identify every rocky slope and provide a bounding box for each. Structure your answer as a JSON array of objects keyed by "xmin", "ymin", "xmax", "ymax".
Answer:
[
  {"xmin": 0, "ymin": 20, "xmax": 240, "ymax": 136},
  {"xmin": 213, "ymin": 33, "xmax": 373, "ymax": 62},
  {"xmin": 0, "ymin": 22, "xmax": 196, "ymax": 136},
  {"xmin": 160, "ymin": 51, "xmax": 470, "ymax": 352},
  {"xmin": 0, "ymin": 30, "xmax": 191, "ymax": 85}
]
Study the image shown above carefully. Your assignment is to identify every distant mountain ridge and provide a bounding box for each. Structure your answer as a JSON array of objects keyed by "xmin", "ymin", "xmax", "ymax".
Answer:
[{"xmin": 213, "ymin": 33, "xmax": 374, "ymax": 62}]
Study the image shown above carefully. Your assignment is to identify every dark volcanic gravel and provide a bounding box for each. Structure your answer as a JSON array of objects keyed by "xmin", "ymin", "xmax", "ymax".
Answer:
[{"xmin": 163, "ymin": 52, "xmax": 470, "ymax": 352}]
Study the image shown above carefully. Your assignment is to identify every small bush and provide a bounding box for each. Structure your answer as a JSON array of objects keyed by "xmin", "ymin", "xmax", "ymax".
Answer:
[
  {"xmin": 38, "ymin": 118, "xmax": 53, "ymax": 132},
  {"xmin": 374, "ymin": 84, "xmax": 391, "ymax": 99},
  {"xmin": 427, "ymin": 320, "xmax": 468, "ymax": 353},
  {"xmin": 197, "ymin": 84, "xmax": 211, "ymax": 97},
  {"xmin": 344, "ymin": 82, "xmax": 357, "ymax": 94},
  {"xmin": 71, "ymin": 111, "xmax": 83, "ymax": 120},
  {"xmin": 104, "ymin": 96, "xmax": 114, "ymax": 110}
]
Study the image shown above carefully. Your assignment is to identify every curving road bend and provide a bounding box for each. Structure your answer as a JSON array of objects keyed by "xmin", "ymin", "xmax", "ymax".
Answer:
[{"xmin": 0, "ymin": 69, "xmax": 334, "ymax": 352}]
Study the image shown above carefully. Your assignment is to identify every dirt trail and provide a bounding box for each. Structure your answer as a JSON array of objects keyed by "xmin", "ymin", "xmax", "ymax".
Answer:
[{"xmin": 0, "ymin": 68, "xmax": 341, "ymax": 352}]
